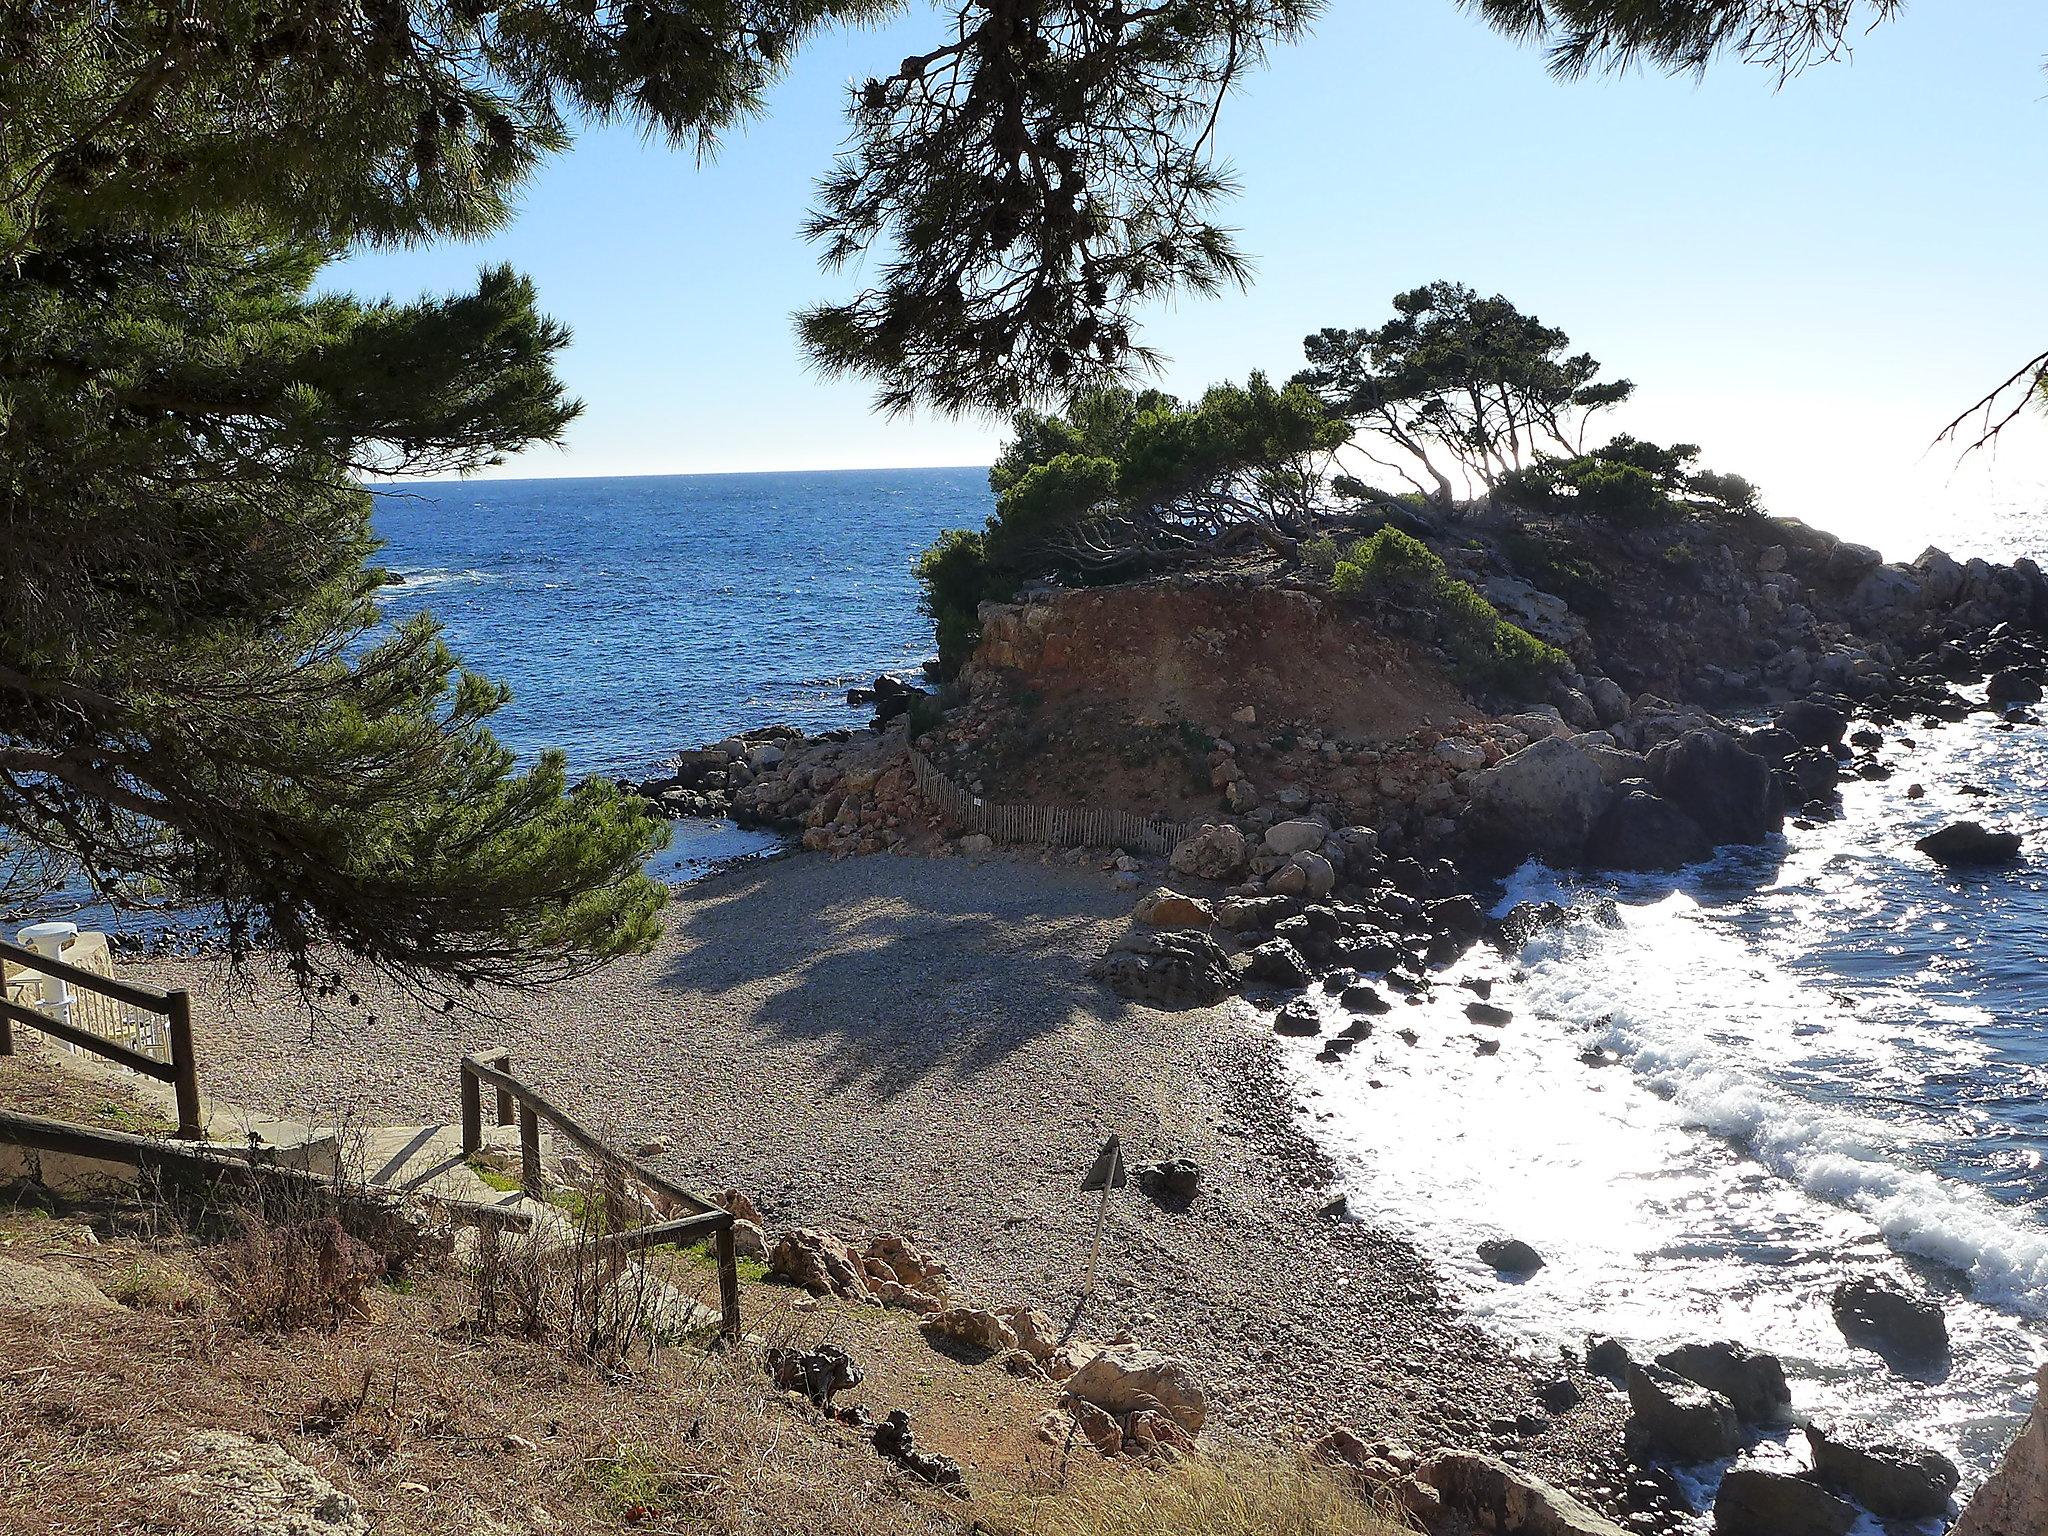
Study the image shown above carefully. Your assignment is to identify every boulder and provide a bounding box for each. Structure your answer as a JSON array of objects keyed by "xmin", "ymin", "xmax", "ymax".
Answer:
[
  {"xmin": 1653, "ymin": 1342, "xmax": 1792, "ymax": 1426},
  {"xmin": 1239, "ymin": 938, "xmax": 1312, "ymax": 987},
  {"xmin": 1588, "ymin": 677, "xmax": 1631, "ymax": 725},
  {"xmin": 1217, "ymin": 895, "xmax": 1293, "ymax": 932},
  {"xmin": 1624, "ymin": 1361, "xmax": 1743, "ymax": 1462},
  {"xmin": 996, "ymin": 1306, "xmax": 1063, "ymax": 1363},
  {"xmin": 1477, "ymin": 1237, "xmax": 1543, "ymax": 1274},
  {"xmin": 1712, "ymin": 1467, "xmax": 1855, "ymax": 1536},
  {"xmin": 1132, "ymin": 889, "xmax": 1216, "ymax": 929},
  {"xmin": 1088, "ymin": 929, "xmax": 1236, "ymax": 1010},
  {"xmin": 1646, "ymin": 728, "xmax": 1784, "ymax": 846},
  {"xmin": 1465, "ymin": 737, "xmax": 1612, "ymax": 863},
  {"xmin": 1808, "ymin": 1423, "xmax": 1961, "ymax": 1519},
  {"xmin": 767, "ymin": 1229, "xmax": 871, "ymax": 1301},
  {"xmin": 1777, "ymin": 701, "xmax": 1848, "ymax": 750},
  {"xmin": 1138, "ymin": 1158, "xmax": 1202, "ymax": 1206},
  {"xmin": 1987, "ymin": 668, "xmax": 2043, "ymax": 705},
  {"xmin": 863, "ymin": 1233, "xmax": 949, "ymax": 1298},
  {"xmin": 1065, "ymin": 1344, "xmax": 1206, "ymax": 1434},
  {"xmin": 1953, "ymin": 1362, "xmax": 2048, "ymax": 1536},
  {"xmin": 1583, "ymin": 744, "xmax": 1651, "ymax": 786},
  {"xmin": 1273, "ymin": 998, "xmax": 1322, "ymax": 1037},
  {"xmin": 161, "ymin": 1430, "xmax": 371, "ymax": 1536},
  {"xmin": 1915, "ymin": 821, "xmax": 2022, "ymax": 865},
  {"xmin": 1169, "ymin": 824, "xmax": 1249, "ymax": 883},
  {"xmin": 1586, "ymin": 789, "xmax": 1711, "ymax": 872},
  {"xmin": 1825, "ymin": 541, "xmax": 1885, "ymax": 584},
  {"xmin": 1830, "ymin": 1275, "xmax": 1949, "ymax": 1364},
  {"xmin": 1265, "ymin": 818, "xmax": 1330, "ymax": 857},
  {"xmin": 1417, "ymin": 1451, "xmax": 1630, "ymax": 1536},
  {"xmin": 1269, "ymin": 850, "xmax": 1336, "ymax": 899},
  {"xmin": 920, "ymin": 1306, "xmax": 1018, "ymax": 1356},
  {"xmin": 1586, "ymin": 1336, "xmax": 1632, "ymax": 1380}
]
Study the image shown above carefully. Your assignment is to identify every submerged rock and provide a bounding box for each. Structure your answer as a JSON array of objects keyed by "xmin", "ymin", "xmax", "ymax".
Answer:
[
  {"xmin": 1808, "ymin": 1423, "xmax": 1961, "ymax": 1519},
  {"xmin": 1477, "ymin": 1237, "xmax": 1543, "ymax": 1274},
  {"xmin": 1830, "ymin": 1275, "xmax": 1949, "ymax": 1366},
  {"xmin": 1915, "ymin": 820, "xmax": 2022, "ymax": 865},
  {"xmin": 1712, "ymin": 1468, "xmax": 1855, "ymax": 1536}
]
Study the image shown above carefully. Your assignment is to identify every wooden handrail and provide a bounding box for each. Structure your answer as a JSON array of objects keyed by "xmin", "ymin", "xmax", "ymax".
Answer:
[
  {"xmin": 0, "ymin": 936, "xmax": 177, "ymax": 1013},
  {"xmin": 0, "ymin": 997, "xmax": 175, "ymax": 1083},
  {"xmin": 459, "ymin": 1053, "xmax": 717, "ymax": 1218},
  {"xmin": 457, "ymin": 1051, "xmax": 740, "ymax": 1338},
  {"xmin": 0, "ymin": 942, "xmax": 201, "ymax": 1141}
]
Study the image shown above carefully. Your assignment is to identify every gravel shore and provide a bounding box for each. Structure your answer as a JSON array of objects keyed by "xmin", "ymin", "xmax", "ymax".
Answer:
[{"xmin": 151, "ymin": 849, "xmax": 1628, "ymax": 1492}]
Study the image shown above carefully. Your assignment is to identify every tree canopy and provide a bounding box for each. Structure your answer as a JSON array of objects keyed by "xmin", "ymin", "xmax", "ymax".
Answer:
[
  {"xmin": 1298, "ymin": 282, "xmax": 1634, "ymax": 510},
  {"xmin": 917, "ymin": 376, "xmax": 1348, "ymax": 671}
]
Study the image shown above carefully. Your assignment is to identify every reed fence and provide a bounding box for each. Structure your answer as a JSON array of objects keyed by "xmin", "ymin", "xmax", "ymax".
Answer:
[{"xmin": 908, "ymin": 748, "xmax": 1194, "ymax": 856}]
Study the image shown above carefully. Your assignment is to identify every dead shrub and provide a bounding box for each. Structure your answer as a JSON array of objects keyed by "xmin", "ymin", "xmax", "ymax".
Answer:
[
  {"xmin": 209, "ymin": 1212, "xmax": 385, "ymax": 1332},
  {"xmin": 985, "ymin": 1447, "xmax": 1413, "ymax": 1536}
]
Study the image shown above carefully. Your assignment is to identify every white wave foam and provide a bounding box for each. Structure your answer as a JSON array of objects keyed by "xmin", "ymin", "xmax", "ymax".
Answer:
[{"xmin": 1511, "ymin": 882, "xmax": 2048, "ymax": 1314}]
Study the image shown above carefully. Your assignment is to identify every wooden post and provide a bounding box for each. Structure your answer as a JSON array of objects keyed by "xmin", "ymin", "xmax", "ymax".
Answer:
[
  {"xmin": 493, "ymin": 1052, "xmax": 514, "ymax": 1127},
  {"xmin": 714, "ymin": 1219, "xmax": 741, "ymax": 1342},
  {"xmin": 0, "ymin": 1000, "xmax": 11, "ymax": 1057},
  {"xmin": 460, "ymin": 1062, "xmax": 481, "ymax": 1154},
  {"xmin": 166, "ymin": 990, "xmax": 202, "ymax": 1141},
  {"xmin": 518, "ymin": 1100, "xmax": 541, "ymax": 1195}
]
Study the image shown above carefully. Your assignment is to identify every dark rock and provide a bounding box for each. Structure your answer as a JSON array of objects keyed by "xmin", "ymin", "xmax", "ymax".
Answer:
[
  {"xmin": 1712, "ymin": 1467, "xmax": 1855, "ymax": 1536},
  {"xmin": 1466, "ymin": 1000, "xmax": 1514, "ymax": 1026},
  {"xmin": 1624, "ymin": 1362, "xmax": 1743, "ymax": 1463},
  {"xmin": 1915, "ymin": 820, "xmax": 2022, "ymax": 865},
  {"xmin": 1477, "ymin": 1237, "xmax": 1544, "ymax": 1274},
  {"xmin": 1429, "ymin": 895, "xmax": 1488, "ymax": 937},
  {"xmin": 1646, "ymin": 728, "xmax": 1785, "ymax": 846},
  {"xmin": 1273, "ymin": 998, "xmax": 1322, "ymax": 1036},
  {"xmin": 1338, "ymin": 980, "xmax": 1391, "ymax": 1014},
  {"xmin": 1586, "ymin": 789, "xmax": 1711, "ymax": 872},
  {"xmin": 1586, "ymin": 1336, "xmax": 1632, "ymax": 1379},
  {"xmin": 1778, "ymin": 701, "xmax": 1848, "ymax": 750},
  {"xmin": 1653, "ymin": 1342, "xmax": 1792, "ymax": 1426},
  {"xmin": 1831, "ymin": 1276, "xmax": 1949, "ymax": 1365},
  {"xmin": 768, "ymin": 1342, "xmax": 863, "ymax": 1407},
  {"xmin": 1417, "ymin": 1450, "xmax": 1631, "ymax": 1536},
  {"xmin": 1465, "ymin": 736, "xmax": 1613, "ymax": 864},
  {"xmin": 1138, "ymin": 1158, "xmax": 1202, "ymax": 1207},
  {"xmin": 1537, "ymin": 1376, "xmax": 1582, "ymax": 1413},
  {"xmin": 1089, "ymin": 930, "xmax": 1236, "ymax": 1010},
  {"xmin": 1745, "ymin": 725, "xmax": 1802, "ymax": 761},
  {"xmin": 1779, "ymin": 747, "xmax": 1841, "ymax": 803},
  {"xmin": 1808, "ymin": 1424, "xmax": 1960, "ymax": 1519},
  {"xmin": 1239, "ymin": 938, "xmax": 1312, "ymax": 987},
  {"xmin": 1493, "ymin": 901, "xmax": 1569, "ymax": 949},
  {"xmin": 1987, "ymin": 668, "xmax": 2043, "ymax": 704}
]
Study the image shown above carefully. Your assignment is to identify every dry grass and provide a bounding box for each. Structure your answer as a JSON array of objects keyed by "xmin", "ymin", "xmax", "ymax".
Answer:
[
  {"xmin": 983, "ymin": 1450, "xmax": 1413, "ymax": 1536},
  {"xmin": 0, "ymin": 1050, "xmax": 174, "ymax": 1138},
  {"xmin": 0, "ymin": 1205, "xmax": 1406, "ymax": 1536}
]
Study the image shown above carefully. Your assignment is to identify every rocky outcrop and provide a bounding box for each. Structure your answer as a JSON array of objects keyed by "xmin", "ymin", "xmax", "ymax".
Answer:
[
  {"xmin": 1169, "ymin": 823, "xmax": 1250, "ymax": 882},
  {"xmin": 1064, "ymin": 1344, "xmax": 1207, "ymax": 1434},
  {"xmin": 1954, "ymin": 1364, "xmax": 2048, "ymax": 1536},
  {"xmin": 1466, "ymin": 737, "xmax": 1611, "ymax": 862},
  {"xmin": 1624, "ymin": 1361, "xmax": 1743, "ymax": 1462},
  {"xmin": 1586, "ymin": 785, "xmax": 1710, "ymax": 871},
  {"xmin": 1808, "ymin": 1423, "xmax": 1961, "ymax": 1519},
  {"xmin": 1131, "ymin": 888, "xmax": 1215, "ymax": 929},
  {"xmin": 1712, "ymin": 1467, "xmax": 1855, "ymax": 1536},
  {"xmin": 1417, "ymin": 1450, "xmax": 1630, "ymax": 1536},
  {"xmin": 161, "ymin": 1430, "xmax": 370, "ymax": 1536},
  {"xmin": 1088, "ymin": 929, "xmax": 1236, "ymax": 1010},
  {"xmin": 1645, "ymin": 728, "xmax": 1783, "ymax": 847}
]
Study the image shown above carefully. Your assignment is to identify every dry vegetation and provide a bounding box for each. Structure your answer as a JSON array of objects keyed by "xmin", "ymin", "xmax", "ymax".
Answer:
[
  {"xmin": 0, "ymin": 1050, "xmax": 174, "ymax": 1137},
  {"xmin": 0, "ymin": 1126, "xmax": 1408, "ymax": 1536}
]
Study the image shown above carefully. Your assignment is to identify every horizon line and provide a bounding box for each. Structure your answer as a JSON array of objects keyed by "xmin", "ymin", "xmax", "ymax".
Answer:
[{"xmin": 367, "ymin": 463, "xmax": 993, "ymax": 488}]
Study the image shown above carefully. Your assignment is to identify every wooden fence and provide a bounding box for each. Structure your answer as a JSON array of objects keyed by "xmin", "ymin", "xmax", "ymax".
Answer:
[
  {"xmin": 0, "ymin": 936, "xmax": 201, "ymax": 1140},
  {"xmin": 907, "ymin": 748, "xmax": 1195, "ymax": 856},
  {"xmin": 459, "ymin": 1050, "xmax": 740, "ymax": 1339}
]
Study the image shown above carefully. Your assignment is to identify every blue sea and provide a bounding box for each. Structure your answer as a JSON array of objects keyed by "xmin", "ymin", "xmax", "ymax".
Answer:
[{"xmin": 369, "ymin": 468, "xmax": 992, "ymax": 777}]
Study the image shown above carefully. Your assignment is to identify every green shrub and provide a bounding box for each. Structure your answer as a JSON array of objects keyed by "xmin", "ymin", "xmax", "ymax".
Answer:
[
  {"xmin": 1297, "ymin": 534, "xmax": 1341, "ymax": 579},
  {"xmin": 906, "ymin": 694, "xmax": 946, "ymax": 737},
  {"xmin": 1489, "ymin": 621, "xmax": 1569, "ymax": 695},
  {"xmin": 1330, "ymin": 526, "xmax": 1446, "ymax": 599}
]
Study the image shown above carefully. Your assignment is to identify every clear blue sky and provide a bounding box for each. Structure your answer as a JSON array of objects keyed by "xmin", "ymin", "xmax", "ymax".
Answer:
[{"xmin": 335, "ymin": 0, "xmax": 2048, "ymax": 556}]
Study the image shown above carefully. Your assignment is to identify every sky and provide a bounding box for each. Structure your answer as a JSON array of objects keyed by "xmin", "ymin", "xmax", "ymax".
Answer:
[{"xmin": 333, "ymin": 0, "xmax": 2048, "ymax": 558}]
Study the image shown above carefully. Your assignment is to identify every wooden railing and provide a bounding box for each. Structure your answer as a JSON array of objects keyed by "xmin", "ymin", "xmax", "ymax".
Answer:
[
  {"xmin": 458, "ymin": 1050, "xmax": 739, "ymax": 1339},
  {"xmin": 0, "ymin": 936, "xmax": 201, "ymax": 1140},
  {"xmin": 907, "ymin": 747, "xmax": 1196, "ymax": 856}
]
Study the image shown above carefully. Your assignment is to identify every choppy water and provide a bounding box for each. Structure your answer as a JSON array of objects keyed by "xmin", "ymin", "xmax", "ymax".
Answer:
[{"xmin": 1284, "ymin": 711, "xmax": 2048, "ymax": 1520}]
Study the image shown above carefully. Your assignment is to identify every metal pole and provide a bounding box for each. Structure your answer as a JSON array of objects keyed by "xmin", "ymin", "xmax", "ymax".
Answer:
[
  {"xmin": 460, "ymin": 1063, "xmax": 481, "ymax": 1154},
  {"xmin": 1084, "ymin": 1178, "xmax": 1112, "ymax": 1295}
]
